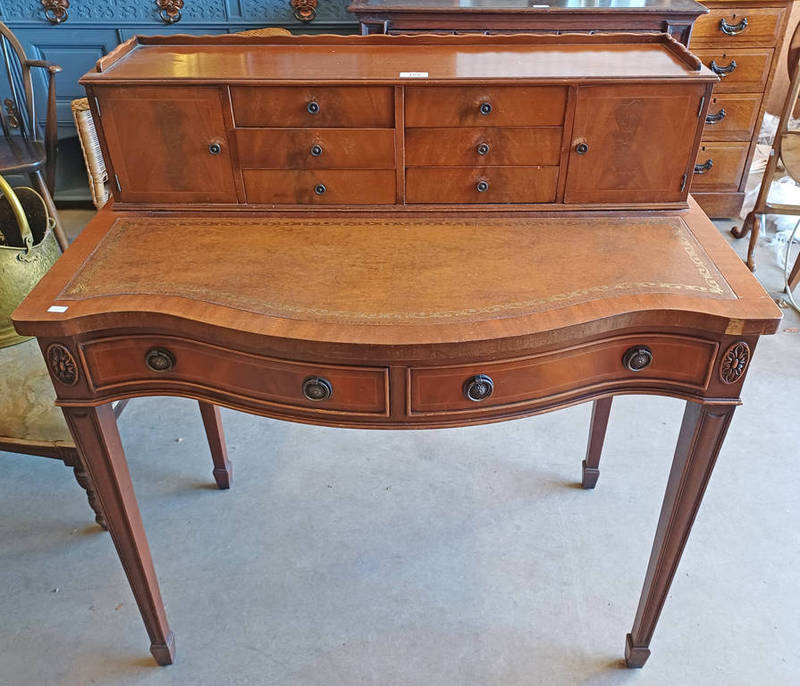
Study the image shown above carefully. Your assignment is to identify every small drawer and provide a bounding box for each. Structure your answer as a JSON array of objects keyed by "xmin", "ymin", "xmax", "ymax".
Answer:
[
  {"xmin": 408, "ymin": 335, "xmax": 717, "ymax": 415},
  {"xmin": 243, "ymin": 169, "xmax": 396, "ymax": 204},
  {"xmin": 231, "ymin": 86, "xmax": 394, "ymax": 128},
  {"xmin": 234, "ymin": 129, "xmax": 396, "ymax": 169},
  {"xmin": 692, "ymin": 48, "xmax": 772, "ymax": 92},
  {"xmin": 700, "ymin": 93, "xmax": 762, "ymax": 141},
  {"xmin": 692, "ymin": 141, "xmax": 750, "ymax": 191},
  {"xmin": 405, "ymin": 127, "xmax": 562, "ymax": 167},
  {"xmin": 81, "ymin": 337, "xmax": 389, "ymax": 416},
  {"xmin": 405, "ymin": 86, "xmax": 567, "ymax": 127},
  {"xmin": 406, "ymin": 166, "xmax": 558, "ymax": 204},
  {"xmin": 691, "ymin": 8, "xmax": 785, "ymax": 47}
]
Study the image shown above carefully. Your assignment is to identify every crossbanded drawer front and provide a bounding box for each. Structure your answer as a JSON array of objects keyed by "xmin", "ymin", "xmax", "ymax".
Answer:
[
  {"xmin": 231, "ymin": 86, "xmax": 394, "ymax": 127},
  {"xmin": 701, "ymin": 93, "xmax": 762, "ymax": 141},
  {"xmin": 243, "ymin": 169, "xmax": 396, "ymax": 204},
  {"xmin": 691, "ymin": 8, "xmax": 785, "ymax": 47},
  {"xmin": 405, "ymin": 86, "xmax": 568, "ymax": 127},
  {"xmin": 692, "ymin": 141, "xmax": 750, "ymax": 190},
  {"xmin": 81, "ymin": 336, "xmax": 389, "ymax": 416},
  {"xmin": 406, "ymin": 166, "xmax": 558, "ymax": 204},
  {"xmin": 692, "ymin": 48, "xmax": 772, "ymax": 92},
  {"xmin": 408, "ymin": 335, "xmax": 717, "ymax": 415},
  {"xmin": 405, "ymin": 127, "xmax": 562, "ymax": 167},
  {"xmin": 234, "ymin": 129, "xmax": 396, "ymax": 169}
]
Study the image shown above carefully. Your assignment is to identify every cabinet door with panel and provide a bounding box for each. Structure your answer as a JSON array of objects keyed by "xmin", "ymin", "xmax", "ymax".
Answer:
[
  {"xmin": 564, "ymin": 84, "xmax": 709, "ymax": 204},
  {"xmin": 91, "ymin": 86, "xmax": 237, "ymax": 204}
]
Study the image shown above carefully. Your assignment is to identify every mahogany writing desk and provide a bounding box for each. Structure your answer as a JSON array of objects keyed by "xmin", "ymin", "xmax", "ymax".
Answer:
[{"xmin": 13, "ymin": 199, "xmax": 781, "ymax": 667}]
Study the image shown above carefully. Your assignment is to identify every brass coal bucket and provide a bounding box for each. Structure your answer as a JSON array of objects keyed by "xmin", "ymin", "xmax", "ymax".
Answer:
[{"xmin": 0, "ymin": 174, "xmax": 60, "ymax": 347}]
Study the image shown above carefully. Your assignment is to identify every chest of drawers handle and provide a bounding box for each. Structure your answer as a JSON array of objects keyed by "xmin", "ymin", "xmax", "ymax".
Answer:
[
  {"xmin": 705, "ymin": 108, "xmax": 726, "ymax": 124},
  {"xmin": 476, "ymin": 180, "xmax": 489, "ymax": 193},
  {"xmin": 477, "ymin": 142, "xmax": 490, "ymax": 156},
  {"xmin": 302, "ymin": 376, "xmax": 332, "ymax": 401},
  {"xmin": 576, "ymin": 142, "xmax": 589, "ymax": 155},
  {"xmin": 709, "ymin": 59, "xmax": 737, "ymax": 77},
  {"xmin": 694, "ymin": 159, "xmax": 714, "ymax": 175},
  {"xmin": 307, "ymin": 100, "xmax": 320, "ymax": 115},
  {"xmin": 479, "ymin": 102, "xmax": 492, "ymax": 115},
  {"xmin": 310, "ymin": 144, "xmax": 323, "ymax": 157},
  {"xmin": 314, "ymin": 183, "xmax": 326, "ymax": 195},
  {"xmin": 208, "ymin": 143, "xmax": 221, "ymax": 155},
  {"xmin": 719, "ymin": 17, "xmax": 748, "ymax": 36},
  {"xmin": 145, "ymin": 347, "xmax": 176, "ymax": 373},
  {"xmin": 463, "ymin": 374, "xmax": 494, "ymax": 402},
  {"xmin": 622, "ymin": 346, "xmax": 653, "ymax": 372}
]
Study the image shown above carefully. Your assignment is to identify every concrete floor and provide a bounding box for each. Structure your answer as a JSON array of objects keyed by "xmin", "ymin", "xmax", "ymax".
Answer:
[{"xmin": 1, "ymin": 213, "xmax": 798, "ymax": 685}]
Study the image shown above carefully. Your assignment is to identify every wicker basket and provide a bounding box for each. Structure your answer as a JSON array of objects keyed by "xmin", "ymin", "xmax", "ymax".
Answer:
[{"xmin": 71, "ymin": 97, "xmax": 109, "ymax": 209}]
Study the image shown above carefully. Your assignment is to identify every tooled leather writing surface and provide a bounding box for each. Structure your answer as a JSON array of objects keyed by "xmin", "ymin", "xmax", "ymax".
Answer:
[{"xmin": 61, "ymin": 215, "xmax": 733, "ymax": 325}]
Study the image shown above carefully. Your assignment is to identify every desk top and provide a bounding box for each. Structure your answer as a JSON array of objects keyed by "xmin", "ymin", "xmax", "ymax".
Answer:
[
  {"xmin": 82, "ymin": 33, "xmax": 711, "ymax": 85},
  {"xmin": 13, "ymin": 200, "xmax": 781, "ymax": 347}
]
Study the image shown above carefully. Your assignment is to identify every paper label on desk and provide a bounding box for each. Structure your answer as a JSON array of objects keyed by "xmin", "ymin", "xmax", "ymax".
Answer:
[
  {"xmin": 400, "ymin": 72, "xmax": 428, "ymax": 78},
  {"xmin": 47, "ymin": 305, "xmax": 68, "ymax": 313}
]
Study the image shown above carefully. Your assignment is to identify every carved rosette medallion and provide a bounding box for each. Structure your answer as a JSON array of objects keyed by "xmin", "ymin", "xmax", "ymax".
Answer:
[
  {"xmin": 41, "ymin": 0, "xmax": 69, "ymax": 24},
  {"xmin": 156, "ymin": 0, "xmax": 183, "ymax": 24},
  {"xmin": 291, "ymin": 0, "xmax": 318, "ymax": 22},
  {"xmin": 719, "ymin": 341, "xmax": 750, "ymax": 384},
  {"xmin": 47, "ymin": 343, "xmax": 78, "ymax": 386}
]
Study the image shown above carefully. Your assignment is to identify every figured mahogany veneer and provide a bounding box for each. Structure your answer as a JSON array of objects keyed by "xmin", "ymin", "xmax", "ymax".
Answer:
[{"xmin": 80, "ymin": 33, "xmax": 717, "ymax": 212}]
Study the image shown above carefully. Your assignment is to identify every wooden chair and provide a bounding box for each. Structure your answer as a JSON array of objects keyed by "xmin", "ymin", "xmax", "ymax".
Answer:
[
  {"xmin": 0, "ymin": 22, "xmax": 67, "ymax": 250},
  {"xmin": 732, "ymin": 20, "xmax": 800, "ymax": 281}
]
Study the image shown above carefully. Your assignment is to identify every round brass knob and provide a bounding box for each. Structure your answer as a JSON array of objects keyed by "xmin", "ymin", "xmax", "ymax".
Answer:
[
  {"xmin": 145, "ymin": 348, "xmax": 175, "ymax": 373},
  {"xmin": 477, "ymin": 142, "xmax": 490, "ymax": 156},
  {"xmin": 479, "ymin": 102, "xmax": 492, "ymax": 115},
  {"xmin": 208, "ymin": 143, "xmax": 221, "ymax": 155},
  {"xmin": 476, "ymin": 180, "xmax": 489, "ymax": 193},
  {"xmin": 307, "ymin": 101, "xmax": 320, "ymax": 114},
  {"xmin": 575, "ymin": 142, "xmax": 589, "ymax": 155},
  {"xmin": 314, "ymin": 183, "xmax": 326, "ymax": 195},
  {"xmin": 310, "ymin": 144, "xmax": 323, "ymax": 157},
  {"xmin": 623, "ymin": 346, "xmax": 653, "ymax": 372},
  {"xmin": 463, "ymin": 374, "xmax": 494, "ymax": 402},
  {"xmin": 302, "ymin": 376, "xmax": 332, "ymax": 401}
]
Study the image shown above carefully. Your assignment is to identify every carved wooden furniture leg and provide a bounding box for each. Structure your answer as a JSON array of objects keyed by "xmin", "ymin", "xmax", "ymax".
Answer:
[
  {"xmin": 744, "ymin": 214, "xmax": 760, "ymax": 272},
  {"xmin": 198, "ymin": 402, "xmax": 232, "ymax": 489},
  {"xmin": 58, "ymin": 446, "xmax": 108, "ymax": 529},
  {"xmin": 625, "ymin": 401, "xmax": 736, "ymax": 667},
  {"xmin": 582, "ymin": 396, "xmax": 612, "ymax": 489},
  {"xmin": 730, "ymin": 210, "xmax": 753, "ymax": 240},
  {"xmin": 62, "ymin": 403, "xmax": 175, "ymax": 665}
]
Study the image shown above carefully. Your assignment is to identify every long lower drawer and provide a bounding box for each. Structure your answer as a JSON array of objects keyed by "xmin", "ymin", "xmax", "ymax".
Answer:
[
  {"xmin": 406, "ymin": 166, "xmax": 558, "ymax": 204},
  {"xmin": 692, "ymin": 141, "xmax": 750, "ymax": 191},
  {"xmin": 244, "ymin": 169, "xmax": 396, "ymax": 204}
]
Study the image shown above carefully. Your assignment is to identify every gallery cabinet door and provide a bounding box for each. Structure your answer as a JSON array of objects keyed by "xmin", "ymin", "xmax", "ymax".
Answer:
[
  {"xmin": 92, "ymin": 86, "xmax": 237, "ymax": 204},
  {"xmin": 564, "ymin": 84, "xmax": 707, "ymax": 204}
]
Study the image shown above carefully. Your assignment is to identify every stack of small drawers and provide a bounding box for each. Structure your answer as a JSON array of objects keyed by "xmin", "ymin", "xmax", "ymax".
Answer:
[{"xmin": 689, "ymin": 0, "xmax": 791, "ymax": 216}]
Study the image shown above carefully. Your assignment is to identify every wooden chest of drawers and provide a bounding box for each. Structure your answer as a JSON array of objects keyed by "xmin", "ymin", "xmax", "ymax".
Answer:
[
  {"xmin": 689, "ymin": 0, "xmax": 794, "ymax": 216},
  {"xmin": 82, "ymin": 33, "xmax": 716, "ymax": 212}
]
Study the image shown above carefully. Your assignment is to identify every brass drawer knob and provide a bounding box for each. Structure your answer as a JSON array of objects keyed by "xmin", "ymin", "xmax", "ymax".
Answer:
[
  {"xmin": 145, "ymin": 347, "xmax": 175, "ymax": 373},
  {"xmin": 310, "ymin": 144, "xmax": 323, "ymax": 157},
  {"xmin": 694, "ymin": 159, "xmax": 713, "ymax": 175},
  {"xmin": 623, "ymin": 346, "xmax": 653, "ymax": 372},
  {"xmin": 463, "ymin": 374, "xmax": 494, "ymax": 402},
  {"xmin": 477, "ymin": 142, "xmax": 490, "ymax": 156},
  {"xmin": 479, "ymin": 102, "xmax": 492, "ymax": 115},
  {"xmin": 476, "ymin": 180, "xmax": 489, "ymax": 193},
  {"xmin": 208, "ymin": 143, "xmax": 221, "ymax": 155},
  {"xmin": 307, "ymin": 100, "xmax": 320, "ymax": 114},
  {"xmin": 575, "ymin": 142, "xmax": 589, "ymax": 155},
  {"xmin": 314, "ymin": 183, "xmax": 326, "ymax": 195},
  {"xmin": 303, "ymin": 376, "xmax": 332, "ymax": 401},
  {"xmin": 720, "ymin": 17, "xmax": 748, "ymax": 35}
]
